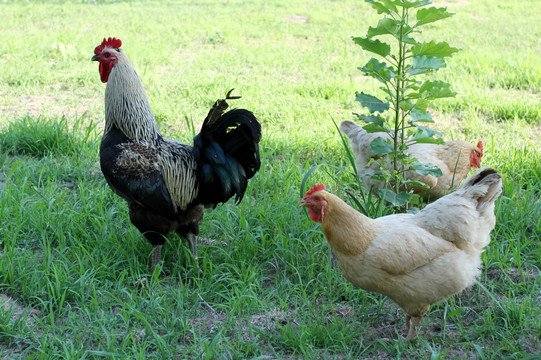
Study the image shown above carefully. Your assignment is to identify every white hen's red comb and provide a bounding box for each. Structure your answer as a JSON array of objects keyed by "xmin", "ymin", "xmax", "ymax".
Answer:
[{"xmin": 305, "ymin": 184, "xmax": 325, "ymax": 196}]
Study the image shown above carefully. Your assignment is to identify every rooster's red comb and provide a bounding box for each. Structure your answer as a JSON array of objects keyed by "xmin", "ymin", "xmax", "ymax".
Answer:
[
  {"xmin": 305, "ymin": 184, "xmax": 325, "ymax": 196},
  {"xmin": 94, "ymin": 37, "xmax": 122, "ymax": 55},
  {"xmin": 477, "ymin": 141, "xmax": 483, "ymax": 155}
]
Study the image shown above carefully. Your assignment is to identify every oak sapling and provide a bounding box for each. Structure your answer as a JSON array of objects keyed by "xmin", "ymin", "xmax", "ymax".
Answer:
[{"xmin": 352, "ymin": 0, "xmax": 459, "ymax": 207}]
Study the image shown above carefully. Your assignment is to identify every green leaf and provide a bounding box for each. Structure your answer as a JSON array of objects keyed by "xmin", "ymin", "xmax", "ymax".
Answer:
[
  {"xmin": 411, "ymin": 161, "xmax": 443, "ymax": 177},
  {"xmin": 371, "ymin": 0, "xmax": 398, "ymax": 13},
  {"xmin": 419, "ymin": 80, "xmax": 456, "ymax": 99},
  {"xmin": 367, "ymin": 18, "xmax": 416, "ymax": 44},
  {"xmin": 359, "ymin": 58, "xmax": 396, "ymax": 84},
  {"xmin": 352, "ymin": 36, "xmax": 391, "ymax": 57},
  {"xmin": 365, "ymin": 0, "xmax": 392, "ymax": 14},
  {"xmin": 379, "ymin": 86, "xmax": 396, "ymax": 100},
  {"xmin": 378, "ymin": 189, "xmax": 411, "ymax": 206},
  {"xmin": 370, "ymin": 137, "xmax": 394, "ymax": 155},
  {"xmin": 404, "ymin": 81, "xmax": 420, "ymax": 91},
  {"xmin": 403, "ymin": 179, "xmax": 430, "ymax": 189},
  {"xmin": 414, "ymin": 98, "xmax": 429, "ymax": 112},
  {"xmin": 355, "ymin": 92, "xmax": 390, "ymax": 113},
  {"xmin": 400, "ymin": 0, "xmax": 432, "ymax": 9},
  {"xmin": 408, "ymin": 55, "xmax": 446, "ymax": 75},
  {"xmin": 399, "ymin": 99, "xmax": 414, "ymax": 111},
  {"xmin": 411, "ymin": 41, "xmax": 459, "ymax": 58},
  {"xmin": 367, "ymin": 19, "xmax": 398, "ymax": 39},
  {"xmin": 416, "ymin": 7, "xmax": 452, "ymax": 27},
  {"xmin": 412, "ymin": 125, "xmax": 443, "ymax": 141},
  {"xmin": 409, "ymin": 109, "xmax": 433, "ymax": 123},
  {"xmin": 414, "ymin": 136, "xmax": 444, "ymax": 144},
  {"xmin": 356, "ymin": 114, "xmax": 385, "ymax": 126},
  {"xmin": 363, "ymin": 123, "xmax": 388, "ymax": 133}
]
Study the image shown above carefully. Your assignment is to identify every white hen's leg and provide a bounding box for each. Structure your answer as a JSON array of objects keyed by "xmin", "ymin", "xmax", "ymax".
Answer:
[
  {"xmin": 406, "ymin": 305, "xmax": 429, "ymax": 341},
  {"xmin": 405, "ymin": 314, "xmax": 412, "ymax": 333},
  {"xmin": 406, "ymin": 316, "xmax": 421, "ymax": 340}
]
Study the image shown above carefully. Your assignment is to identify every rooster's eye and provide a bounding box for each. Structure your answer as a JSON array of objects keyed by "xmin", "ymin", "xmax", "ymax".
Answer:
[{"xmin": 104, "ymin": 53, "xmax": 110, "ymax": 58}]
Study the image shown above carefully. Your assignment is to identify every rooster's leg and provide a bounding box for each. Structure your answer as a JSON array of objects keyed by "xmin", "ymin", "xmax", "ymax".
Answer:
[
  {"xmin": 150, "ymin": 245, "xmax": 162, "ymax": 272},
  {"xmin": 186, "ymin": 232, "xmax": 198, "ymax": 261}
]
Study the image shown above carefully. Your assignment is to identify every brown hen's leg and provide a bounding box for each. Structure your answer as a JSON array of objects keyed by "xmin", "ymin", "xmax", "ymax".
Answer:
[{"xmin": 150, "ymin": 245, "xmax": 162, "ymax": 272}]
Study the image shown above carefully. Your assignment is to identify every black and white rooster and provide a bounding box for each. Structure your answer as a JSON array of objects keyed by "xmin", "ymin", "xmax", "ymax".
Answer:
[{"xmin": 92, "ymin": 37, "xmax": 262, "ymax": 270}]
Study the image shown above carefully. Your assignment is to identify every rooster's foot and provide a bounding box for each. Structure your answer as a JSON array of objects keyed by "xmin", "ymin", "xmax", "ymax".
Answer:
[
  {"xmin": 186, "ymin": 233, "xmax": 198, "ymax": 266},
  {"xmin": 150, "ymin": 245, "xmax": 163, "ymax": 273}
]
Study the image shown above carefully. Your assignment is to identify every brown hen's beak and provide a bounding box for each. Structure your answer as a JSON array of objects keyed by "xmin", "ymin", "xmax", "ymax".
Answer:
[
  {"xmin": 298, "ymin": 197, "xmax": 307, "ymax": 208},
  {"xmin": 91, "ymin": 54, "xmax": 99, "ymax": 61}
]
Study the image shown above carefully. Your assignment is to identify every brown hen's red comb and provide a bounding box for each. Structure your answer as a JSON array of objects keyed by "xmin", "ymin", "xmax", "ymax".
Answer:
[
  {"xmin": 305, "ymin": 184, "xmax": 325, "ymax": 196},
  {"xmin": 477, "ymin": 141, "xmax": 484, "ymax": 155},
  {"xmin": 94, "ymin": 37, "xmax": 122, "ymax": 55}
]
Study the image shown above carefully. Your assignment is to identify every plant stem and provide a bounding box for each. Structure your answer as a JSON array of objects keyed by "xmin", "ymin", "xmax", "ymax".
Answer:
[
  {"xmin": 400, "ymin": 10, "xmax": 408, "ymax": 149},
  {"xmin": 392, "ymin": 7, "xmax": 408, "ymax": 195}
]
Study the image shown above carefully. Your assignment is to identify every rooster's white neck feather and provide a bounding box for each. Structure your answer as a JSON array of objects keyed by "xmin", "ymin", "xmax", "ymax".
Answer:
[{"xmin": 104, "ymin": 52, "xmax": 161, "ymax": 143}]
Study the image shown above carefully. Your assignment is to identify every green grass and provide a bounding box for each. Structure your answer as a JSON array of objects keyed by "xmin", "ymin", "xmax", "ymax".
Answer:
[{"xmin": 0, "ymin": 0, "xmax": 540, "ymax": 358}]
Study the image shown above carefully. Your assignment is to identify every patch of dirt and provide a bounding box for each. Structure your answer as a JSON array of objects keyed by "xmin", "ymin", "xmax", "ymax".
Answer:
[
  {"xmin": 0, "ymin": 293, "xmax": 41, "ymax": 324},
  {"xmin": 19, "ymin": 94, "xmax": 100, "ymax": 118},
  {"xmin": 198, "ymin": 237, "xmax": 228, "ymax": 247},
  {"xmin": 0, "ymin": 90, "xmax": 102, "ymax": 124},
  {"xmin": 250, "ymin": 308, "xmax": 291, "ymax": 330},
  {"xmin": 284, "ymin": 15, "xmax": 309, "ymax": 24},
  {"xmin": 486, "ymin": 266, "xmax": 539, "ymax": 284},
  {"xmin": 188, "ymin": 310, "xmax": 227, "ymax": 335},
  {"xmin": 0, "ymin": 172, "xmax": 5, "ymax": 190},
  {"xmin": 325, "ymin": 304, "xmax": 354, "ymax": 321}
]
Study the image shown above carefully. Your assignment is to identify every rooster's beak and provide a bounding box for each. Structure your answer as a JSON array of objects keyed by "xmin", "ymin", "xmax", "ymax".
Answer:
[{"xmin": 91, "ymin": 54, "xmax": 99, "ymax": 61}]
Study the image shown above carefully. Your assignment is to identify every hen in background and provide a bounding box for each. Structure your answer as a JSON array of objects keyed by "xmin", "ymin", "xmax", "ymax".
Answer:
[{"xmin": 340, "ymin": 120, "xmax": 483, "ymax": 199}]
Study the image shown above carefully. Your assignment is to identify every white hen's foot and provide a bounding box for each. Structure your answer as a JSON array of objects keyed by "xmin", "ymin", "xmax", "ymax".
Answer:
[
  {"xmin": 406, "ymin": 315, "xmax": 424, "ymax": 341},
  {"xmin": 404, "ymin": 314, "xmax": 412, "ymax": 333}
]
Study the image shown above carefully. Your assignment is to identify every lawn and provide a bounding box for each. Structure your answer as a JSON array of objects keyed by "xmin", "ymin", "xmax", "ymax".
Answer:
[{"xmin": 0, "ymin": 0, "xmax": 539, "ymax": 358}]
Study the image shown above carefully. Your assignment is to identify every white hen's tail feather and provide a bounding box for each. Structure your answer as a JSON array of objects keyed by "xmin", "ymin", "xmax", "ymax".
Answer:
[
  {"xmin": 455, "ymin": 168, "xmax": 503, "ymax": 213},
  {"xmin": 415, "ymin": 168, "xmax": 502, "ymax": 254}
]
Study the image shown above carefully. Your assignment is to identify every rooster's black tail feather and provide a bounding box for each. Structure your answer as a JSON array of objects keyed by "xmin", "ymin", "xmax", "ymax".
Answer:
[{"xmin": 193, "ymin": 92, "xmax": 261, "ymax": 207}]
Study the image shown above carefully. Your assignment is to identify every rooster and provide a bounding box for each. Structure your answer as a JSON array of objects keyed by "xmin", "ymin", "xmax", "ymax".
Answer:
[
  {"xmin": 300, "ymin": 168, "xmax": 502, "ymax": 340},
  {"xmin": 340, "ymin": 120, "xmax": 483, "ymax": 199},
  {"xmin": 92, "ymin": 37, "xmax": 261, "ymax": 271}
]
